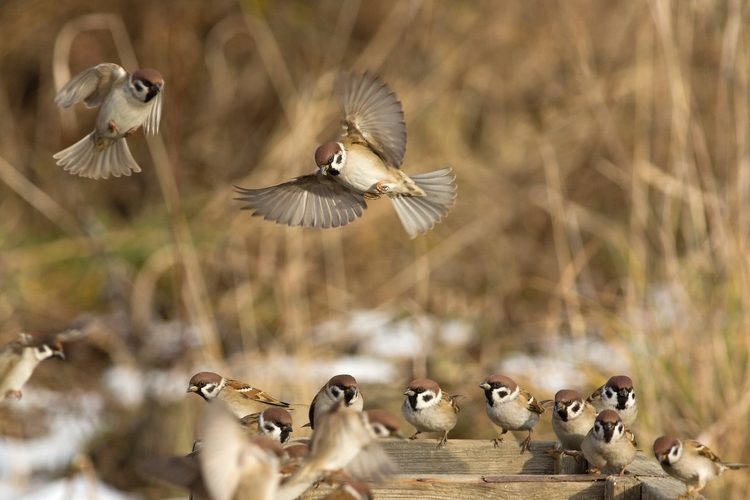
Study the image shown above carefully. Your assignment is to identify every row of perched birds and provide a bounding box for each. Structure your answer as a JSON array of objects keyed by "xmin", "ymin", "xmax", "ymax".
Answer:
[
  {"xmin": 1, "ymin": 331, "xmax": 747, "ymax": 499},
  {"xmin": 0, "ymin": 61, "xmax": 741, "ymax": 499}
]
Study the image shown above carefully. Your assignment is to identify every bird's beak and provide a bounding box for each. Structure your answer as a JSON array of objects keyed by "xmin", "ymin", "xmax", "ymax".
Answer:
[
  {"xmin": 54, "ymin": 349, "xmax": 65, "ymax": 360},
  {"xmin": 395, "ymin": 430, "xmax": 405, "ymax": 439},
  {"xmin": 404, "ymin": 389, "xmax": 415, "ymax": 396},
  {"xmin": 479, "ymin": 383, "xmax": 491, "ymax": 390},
  {"xmin": 186, "ymin": 385, "xmax": 198, "ymax": 393}
]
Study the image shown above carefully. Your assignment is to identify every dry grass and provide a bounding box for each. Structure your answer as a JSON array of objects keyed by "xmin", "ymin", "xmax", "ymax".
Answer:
[{"xmin": 0, "ymin": 0, "xmax": 749, "ymax": 498}]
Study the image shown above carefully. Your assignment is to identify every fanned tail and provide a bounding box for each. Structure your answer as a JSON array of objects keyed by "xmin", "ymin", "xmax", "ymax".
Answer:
[
  {"xmin": 53, "ymin": 132, "xmax": 141, "ymax": 179},
  {"xmin": 390, "ymin": 167, "xmax": 456, "ymax": 238}
]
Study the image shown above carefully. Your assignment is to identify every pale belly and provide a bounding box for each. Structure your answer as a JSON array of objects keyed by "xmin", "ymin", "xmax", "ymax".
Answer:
[
  {"xmin": 96, "ymin": 88, "xmax": 151, "ymax": 140},
  {"xmin": 335, "ymin": 148, "xmax": 391, "ymax": 194}
]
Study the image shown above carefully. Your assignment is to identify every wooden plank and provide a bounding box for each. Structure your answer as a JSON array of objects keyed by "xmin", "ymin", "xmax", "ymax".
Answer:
[
  {"xmin": 639, "ymin": 476, "xmax": 705, "ymax": 500},
  {"xmin": 377, "ymin": 438, "xmax": 556, "ymax": 475},
  {"xmin": 604, "ymin": 475, "xmax": 640, "ymax": 500},
  {"xmin": 302, "ymin": 474, "xmax": 605, "ymax": 500}
]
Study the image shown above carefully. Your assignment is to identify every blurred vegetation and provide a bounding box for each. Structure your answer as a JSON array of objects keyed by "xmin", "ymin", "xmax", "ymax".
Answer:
[{"xmin": 1, "ymin": 0, "xmax": 749, "ymax": 498}]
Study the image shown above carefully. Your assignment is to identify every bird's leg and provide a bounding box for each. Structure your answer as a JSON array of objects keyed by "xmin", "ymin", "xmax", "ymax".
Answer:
[
  {"xmin": 107, "ymin": 120, "xmax": 119, "ymax": 134},
  {"xmin": 618, "ymin": 465, "xmax": 628, "ymax": 476},
  {"xmin": 436, "ymin": 430, "xmax": 449, "ymax": 449},
  {"xmin": 520, "ymin": 430, "xmax": 533, "ymax": 453},
  {"xmin": 363, "ymin": 193, "xmax": 381, "ymax": 200},
  {"xmin": 492, "ymin": 428, "xmax": 508, "ymax": 448},
  {"xmin": 408, "ymin": 430, "xmax": 421, "ymax": 440},
  {"xmin": 125, "ymin": 126, "xmax": 139, "ymax": 136},
  {"xmin": 586, "ymin": 467, "xmax": 601, "ymax": 474},
  {"xmin": 375, "ymin": 181, "xmax": 393, "ymax": 194}
]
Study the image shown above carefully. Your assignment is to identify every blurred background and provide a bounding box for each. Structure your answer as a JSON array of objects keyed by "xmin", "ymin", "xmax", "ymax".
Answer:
[{"xmin": 1, "ymin": 0, "xmax": 749, "ymax": 498}]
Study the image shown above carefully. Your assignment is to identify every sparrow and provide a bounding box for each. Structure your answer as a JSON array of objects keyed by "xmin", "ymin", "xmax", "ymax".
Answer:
[
  {"xmin": 581, "ymin": 410, "xmax": 638, "ymax": 476},
  {"xmin": 54, "ymin": 63, "xmax": 163, "ymax": 179},
  {"xmin": 200, "ymin": 403, "xmax": 284, "ymax": 500},
  {"xmin": 308, "ymin": 374, "xmax": 363, "ymax": 430},
  {"xmin": 586, "ymin": 375, "xmax": 638, "ymax": 428},
  {"xmin": 401, "ymin": 378, "xmax": 461, "ymax": 449},
  {"xmin": 551, "ymin": 389, "xmax": 597, "ymax": 451},
  {"xmin": 653, "ymin": 436, "xmax": 749, "ymax": 497},
  {"xmin": 187, "ymin": 371, "xmax": 290, "ymax": 419},
  {"xmin": 323, "ymin": 481, "xmax": 373, "ymax": 500},
  {"xmin": 479, "ymin": 374, "xmax": 545, "ymax": 452},
  {"xmin": 235, "ymin": 73, "xmax": 457, "ymax": 238},
  {"xmin": 275, "ymin": 401, "xmax": 394, "ymax": 500},
  {"xmin": 239, "ymin": 407, "xmax": 294, "ymax": 443},
  {"xmin": 364, "ymin": 409, "xmax": 403, "ymax": 439},
  {"xmin": 0, "ymin": 333, "xmax": 65, "ymax": 400}
]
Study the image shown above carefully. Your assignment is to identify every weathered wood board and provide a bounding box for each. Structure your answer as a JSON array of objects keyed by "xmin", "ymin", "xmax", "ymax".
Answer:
[{"xmin": 299, "ymin": 439, "xmax": 699, "ymax": 500}]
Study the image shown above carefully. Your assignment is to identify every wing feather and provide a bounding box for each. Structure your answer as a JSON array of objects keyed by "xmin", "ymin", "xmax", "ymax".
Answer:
[
  {"xmin": 235, "ymin": 173, "xmax": 367, "ymax": 229},
  {"xmin": 55, "ymin": 63, "xmax": 127, "ymax": 109}
]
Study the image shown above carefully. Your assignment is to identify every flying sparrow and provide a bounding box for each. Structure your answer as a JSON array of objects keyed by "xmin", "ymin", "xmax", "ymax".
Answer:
[
  {"xmin": 551, "ymin": 389, "xmax": 597, "ymax": 451},
  {"xmin": 235, "ymin": 73, "xmax": 457, "ymax": 238},
  {"xmin": 653, "ymin": 436, "xmax": 749, "ymax": 497},
  {"xmin": 275, "ymin": 401, "xmax": 394, "ymax": 500},
  {"xmin": 187, "ymin": 371, "xmax": 290, "ymax": 419},
  {"xmin": 581, "ymin": 410, "xmax": 637, "ymax": 476},
  {"xmin": 586, "ymin": 375, "xmax": 638, "ymax": 428},
  {"xmin": 323, "ymin": 481, "xmax": 373, "ymax": 500},
  {"xmin": 365, "ymin": 409, "xmax": 403, "ymax": 439},
  {"xmin": 401, "ymin": 378, "xmax": 461, "ymax": 449},
  {"xmin": 0, "ymin": 333, "xmax": 65, "ymax": 400},
  {"xmin": 239, "ymin": 407, "xmax": 294, "ymax": 443},
  {"xmin": 479, "ymin": 374, "xmax": 545, "ymax": 452},
  {"xmin": 308, "ymin": 374, "xmax": 363, "ymax": 430},
  {"xmin": 54, "ymin": 63, "xmax": 163, "ymax": 179},
  {"xmin": 200, "ymin": 402, "xmax": 284, "ymax": 500}
]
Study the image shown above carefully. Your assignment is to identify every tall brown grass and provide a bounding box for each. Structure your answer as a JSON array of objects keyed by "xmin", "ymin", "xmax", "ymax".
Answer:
[{"xmin": 0, "ymin": 0, "xmax": 749, "ymax": 498}]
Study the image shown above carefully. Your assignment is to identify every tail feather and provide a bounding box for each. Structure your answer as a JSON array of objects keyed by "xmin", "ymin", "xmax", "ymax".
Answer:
[
  {"xmin": 726, "ymin": 463, "xmax": 749, "ymax": 470},
  {"xmin": 53, "ymin": 132, "xmax": 141, "ymax": 179},
  {"xmin": 390, "ymin": 167, "xmax": 456, "ymax": 238}
]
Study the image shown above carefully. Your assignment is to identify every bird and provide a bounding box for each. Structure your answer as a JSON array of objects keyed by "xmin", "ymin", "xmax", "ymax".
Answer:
[
  {"xmin": 586, "ymin": 375, "xmax": 638, "ymax": 428},
  {"xmin": 551, "ymin": 389, "xmax": 597, "ymax": 451},
  {"xmin": 322, "ymin": 481, "xmax": 373, "ymax": 500},
  {"xmin": 364, "ymin": 409, "xmax": 403, "ymax": 439},
  {"xmin": 653, "ymin": 436, "xmax": 749, "ymax": 497},
  {"xmin": 53, "ymin": 63, "xmax": 163, "ymax": 179},
  {"xmin": 308, "ymin": 374, "xmax": 363, "ymax": 430},
  {"xmin": 186, "ymin": 371, "xmax": 290, "ymax": 419},
  {"xmin": 275, "ymin": 401, "xmax": 394, "ymax": 500},
  {"xmin": 581, "ymin": 410, "xmax": 638, "ymax": 476},
  {"xmin": 479, "ymin": 374, "xmax": 545, "ymax": 452},
  {"xmin": 401, "ymin": 378, "xmax": 461, "ymax": 448},
  {"xmin": 239, "ymin": 407, "xmax": 294, "ymax": 443},
  {"xmin": 0, "ymin": 333, "xmax": 65, "ymax": 400},
  {"xmin": 199, "ymin": 402, "xmax": 284, "ymax": 500},
  {"xmin": 235, "ymin": 73, "xmax": 457, "ymax": 238}
]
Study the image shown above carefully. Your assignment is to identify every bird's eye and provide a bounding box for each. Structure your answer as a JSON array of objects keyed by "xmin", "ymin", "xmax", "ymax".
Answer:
[
  {"xmin": 198, "ymin": 382, "xmax": 205, "ymax": 387},
  {"xmin": 416, "ymin": 388, "xmax": 424, "ymax": 394}
]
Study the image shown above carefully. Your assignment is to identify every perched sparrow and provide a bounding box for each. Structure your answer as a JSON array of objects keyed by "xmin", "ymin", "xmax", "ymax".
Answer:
[
  {"xmin": 239, "ymin": 407, "xmax": 294, "ymax": 443},
  {"xmin": 581, "ymin": 410, "xmax": 637, "ymax": 476},
  {"xmin": 308, "ymin": 374, "xmax": 363, "ymax": 430},
  {"xmin": 479, "ymin": 374, "xmax": 544, "ymax": 452},
  {"xmin": 551, "ymin": 389, "xmax": 597, "ymax": 451},
  {"xmin": 54, "ymin": 63, "xmax": 163, "ymax": 179},
  {"xmin": 0, "ymin": 333, "xmax": 65, "ymax": 400},
  {"xmin": 401, "ymin": 378, "xmax": 461, "ymax": 448},
  {"xmin": 275, "ymin": 401, "xmax": 394, "ymax": 500},
  {"xmin": 187, "ymin": 371, "xmax": 290, "ymax": 419},
  {"xmin": 323, "ymin": 481, "xmax": 373, "ymax": 500},
  {"xmin": 653, "ymin": 436, "xmax": 749, "ymax": 496},
  {"xmin": 365, "ymin": 409, "xmax": 403, "ymax": 439},
  {"xmin": 235, "ymin": 73, "xmax": 457, "ymax": 238},
  {"xmin": 587, "ymin": 375, "xmax": 638, "ymax": 428}
]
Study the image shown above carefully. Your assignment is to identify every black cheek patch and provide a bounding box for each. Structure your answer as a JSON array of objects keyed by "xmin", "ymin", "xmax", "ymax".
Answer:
[
  {"xmin": 570, "ymin": 403, "xmax": 580, "ymax": 413},
  {"xmin": 422, "ymin": 394, "xmax": 434, "ymax": 403},
  {"xmin": 498, "ymin": 390, "xmax": 508, "ymax": 398}
]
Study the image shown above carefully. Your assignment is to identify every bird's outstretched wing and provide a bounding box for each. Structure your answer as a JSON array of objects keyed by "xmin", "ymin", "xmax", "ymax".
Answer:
[
  {"xmin": 55, "ymin": 63, "xmax": 128, "ymax": 109},
  {"xmin": 339, "ymin": 73, "xmax": 407, "ymax": 169},
  {"xmin": 235, "ymin": 172, "xmax": 367, "ymax": 228}
]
